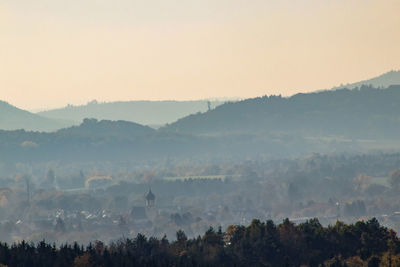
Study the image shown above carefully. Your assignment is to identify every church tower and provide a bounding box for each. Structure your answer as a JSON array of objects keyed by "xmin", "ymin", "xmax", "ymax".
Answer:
[{"xmin": 145, "ymin": 188, "xmax": 156, "ymax": 208}]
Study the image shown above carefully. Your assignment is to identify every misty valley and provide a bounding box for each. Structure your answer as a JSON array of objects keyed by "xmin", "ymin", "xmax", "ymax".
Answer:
[
  {"xmin": 2, "ymin": 81, "xmax": 400, "ymax": 265},
  {"xmin": 1, "ymin": 151, "xmax": 400, "ymax": 246}
]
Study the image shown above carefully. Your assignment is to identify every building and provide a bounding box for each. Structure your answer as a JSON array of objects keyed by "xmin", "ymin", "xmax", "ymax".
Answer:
[{"xmin": 145, "ymin": 189, "xmax": 156, "ymax": 208}]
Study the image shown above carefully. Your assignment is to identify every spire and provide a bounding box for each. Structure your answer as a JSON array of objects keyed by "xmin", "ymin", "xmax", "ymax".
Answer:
[{"xmin": 145, "ymin": 188, "xmax": 155, "ymax": 201}]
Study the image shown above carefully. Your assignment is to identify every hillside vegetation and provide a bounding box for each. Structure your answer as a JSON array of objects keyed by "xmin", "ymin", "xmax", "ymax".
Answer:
[{"xmin": 164, "ymin": 85, "xmax": 400, "ymax": 138}]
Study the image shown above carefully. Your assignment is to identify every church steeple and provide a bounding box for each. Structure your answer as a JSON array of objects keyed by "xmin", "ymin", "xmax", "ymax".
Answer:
[{"xmin": 145, "ymin": 188, "xmax": 155, "ymax": 207}]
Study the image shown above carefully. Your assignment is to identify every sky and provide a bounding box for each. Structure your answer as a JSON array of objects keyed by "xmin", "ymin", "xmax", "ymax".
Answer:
[{"xmin": 1, "ymin": 0, "xmax": 400, "ymax": 111}]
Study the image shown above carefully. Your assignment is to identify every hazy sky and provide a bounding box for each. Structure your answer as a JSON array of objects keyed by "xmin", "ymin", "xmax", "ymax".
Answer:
[{"xmin": 1, "ymin": 0, "xmax": 400, "ymax": 110}]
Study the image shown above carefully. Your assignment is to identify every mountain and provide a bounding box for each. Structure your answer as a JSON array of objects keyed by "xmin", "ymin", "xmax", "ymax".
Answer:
[
  {"xmin": 31, "ymin": 70, "xmax": 400, "ymax": 129},
  {"xmin": 162, "ymin": 85, "xmax": 400, "ymax": 138},
  {"xmin": 0, "ymin": 100, "xmax": 72, "ymax": 132},
  {"xmin": 37, "ymin": 100, "xmax": 225, "ymax": 127},
  {"xmin": 334, "ymin": 70, "xmax": 400, "ymax": 89},
  {"xmin": 3, "ymin": 86, "xmax": 400, "ymax": 164},
  {"xmin": 3, "ymin": 81, "xmax": 400, "ymax": 163}
]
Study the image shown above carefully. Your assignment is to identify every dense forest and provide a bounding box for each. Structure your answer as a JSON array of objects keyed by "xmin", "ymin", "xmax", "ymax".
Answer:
[{"xmin": 0, "ymin": 218, "xmax": 398, "ymax": 266}]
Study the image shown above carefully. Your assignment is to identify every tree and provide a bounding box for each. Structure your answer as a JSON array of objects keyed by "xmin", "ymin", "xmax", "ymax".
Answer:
[
  {"xmin": 73, "ymin": 253, "xmax": 93, "ymax": 267},
  {"xmin": 176, "ymin": 230, "xmax": 187, "ymax": 245}
]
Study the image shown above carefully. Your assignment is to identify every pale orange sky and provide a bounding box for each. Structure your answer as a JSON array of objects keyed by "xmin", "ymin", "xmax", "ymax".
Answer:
[{"xmin": 1, "ymin": 0, "xmax": 400, "ymax": 110}]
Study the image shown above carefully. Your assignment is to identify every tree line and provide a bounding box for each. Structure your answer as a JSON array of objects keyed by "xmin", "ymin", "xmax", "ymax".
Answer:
[{"xmin": 0, "ymin": 218, "xmax": 399, "ymax": 266}]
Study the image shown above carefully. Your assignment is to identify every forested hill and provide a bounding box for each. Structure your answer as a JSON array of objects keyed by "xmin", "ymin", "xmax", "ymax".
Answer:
[
  {"xmin": 2, "ymin": 86, "xmax": 400, "ymax": 163},
  {"xmin": 0, "ymin": 100, "xmax": 71, "ymax": 132},
  {"xmin": 56, "ymin": 118, "xmax": 155, "ymax": 138},
  {"xmin": 0, "ymin": 117, "xmax": 320, "ymax": 163},
  {"xmin": 38, "ymin": 100, "xmax": 224, "ymax": 127},
  {"xmin": 163, "ymin": 85, "xmax": 400, "ymax": 138},
  {"xmin": 0, "ymin": 119, "xmax": 221, "ymax": 163}
]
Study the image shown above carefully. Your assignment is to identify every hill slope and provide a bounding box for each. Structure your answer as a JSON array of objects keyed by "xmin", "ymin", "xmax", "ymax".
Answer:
[
  {"xmin": 163, "ymin": 85, "xmax": 400, "ymax": 138},
  {"xmin": 334, "ymin": 70, "xmax": 400, "ymax": 89},
  {"xmin": 0, "ymin": 100, "xmax": 71, "ymax": 132},
  {"xmin": 2, "ymin": 85, "xmax": 400, "ymax": 163},
  {"xmin": 4, "ymin": 86, "xmax": 400, "ymax": 163},
  {"xmin": 38, "ymin": 100, "xmax": 225, "ymax": 127}
]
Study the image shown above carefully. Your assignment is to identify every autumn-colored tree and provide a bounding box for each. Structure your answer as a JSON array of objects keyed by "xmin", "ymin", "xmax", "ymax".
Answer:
[{"xmin": 73, "ymin": 253, "xmax": 93, "ymax": 267}]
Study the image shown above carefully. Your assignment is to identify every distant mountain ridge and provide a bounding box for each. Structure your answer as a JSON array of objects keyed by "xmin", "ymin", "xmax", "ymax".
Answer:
[
  {"xmin": 36, "ymin": 70, "xmax": 400, "ymax": 129},
  {"xmin": 38, "ymin": 100, "xmax": 225, "ymax": 127},
  {"xmin": 334, "ymin": 70, "xmax": 400, "ymax": 89},
  {"xmin": 2, "ymin": 70, "xmax": 400, "ymax": 133},
  {"xmin": 0, "ymin": 100, "xmax": 71, "ymax": 132}
]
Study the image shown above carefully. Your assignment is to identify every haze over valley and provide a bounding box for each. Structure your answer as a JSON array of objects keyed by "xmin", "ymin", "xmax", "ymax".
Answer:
[
  {"xmin": 1, "ymin": 0, "xmax": 400, "ymax": 265},
  {"xmin": 2, "ymin": 74, "xmax": 400, "ymax": 267}
]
